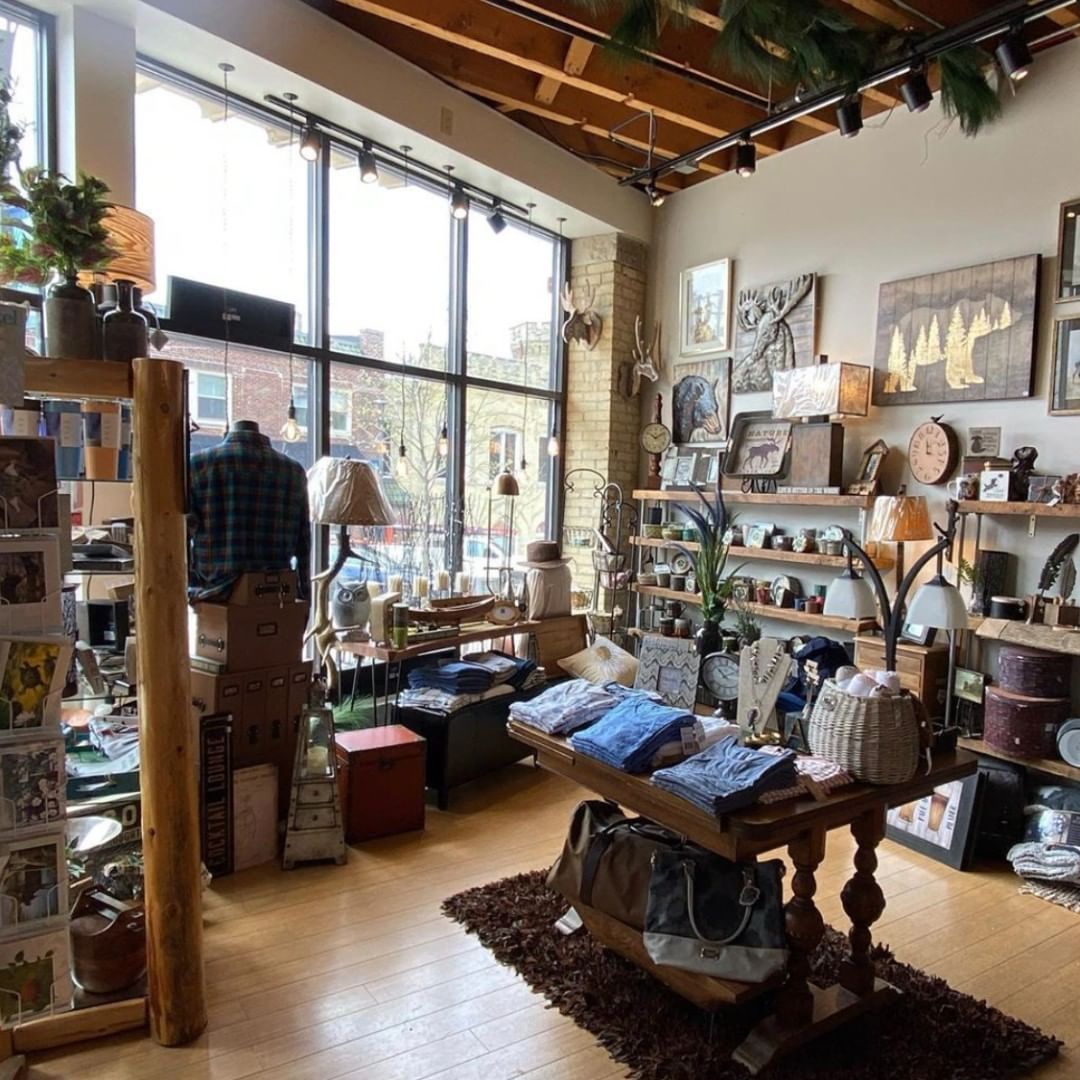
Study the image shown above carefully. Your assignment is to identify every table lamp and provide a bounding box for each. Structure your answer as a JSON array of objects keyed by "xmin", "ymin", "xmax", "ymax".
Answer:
[
  {"xmin": 868, "ymin": 490, "xmax": 933, "ymax": 582},
  {"xmin": 771, "ymin": 358, "xmax": 870, "ymax": 488},
  {"xmin": 78, "ymin": 205, "xmax": 156, "ymax": 295}
]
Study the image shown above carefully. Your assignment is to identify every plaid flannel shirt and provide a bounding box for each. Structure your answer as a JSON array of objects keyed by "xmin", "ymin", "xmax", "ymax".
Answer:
[{"xmin": 188, "ymin": 428, "xmax": 311, "ymax": 602}]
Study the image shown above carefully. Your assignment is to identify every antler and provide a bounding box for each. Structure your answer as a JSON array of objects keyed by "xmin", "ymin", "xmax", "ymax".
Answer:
[
  {"xmin": 561, "ymin": 282, "xmax": 575, "ymax": 314},
  {"xmin": 651, "ymin": 319, "xmax": 661, "ymax": 375},
  {"xmin": 768, "ymin": 274, "xmax": 813, "ymax": 320},
  {"xmin": 633, "ymin": 314, "xmax": 645, "ymax": 361},
  {"xmin": 579, "ymin": 279, "xmax": 595, "ymax": 312}
]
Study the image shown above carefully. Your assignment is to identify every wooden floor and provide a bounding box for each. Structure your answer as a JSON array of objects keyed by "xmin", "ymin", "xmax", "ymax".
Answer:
[{"xmin": 32, "ymin": 764, "xmax": 1080, "ymax": 1079}]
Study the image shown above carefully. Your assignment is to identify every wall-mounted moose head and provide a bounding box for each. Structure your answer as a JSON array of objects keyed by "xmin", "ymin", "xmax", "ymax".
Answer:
[{"xmin": 561, "ymin": 280, "xmax": 603, "ymax": 350}]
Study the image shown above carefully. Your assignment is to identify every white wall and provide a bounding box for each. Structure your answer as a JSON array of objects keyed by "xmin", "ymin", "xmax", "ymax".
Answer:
[{"xmin": 649, "ymin": 37, "xmax": 1080, "ymax": 615}]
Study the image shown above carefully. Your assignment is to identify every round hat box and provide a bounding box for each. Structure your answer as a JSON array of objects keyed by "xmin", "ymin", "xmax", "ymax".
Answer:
[
  {"xmin": 984, "ymin": 686, "xmax": 1069, "ymax": 759},
  {"xmin": 998, "ymin": 645, "xmax": 1072, "ymax": 699}
]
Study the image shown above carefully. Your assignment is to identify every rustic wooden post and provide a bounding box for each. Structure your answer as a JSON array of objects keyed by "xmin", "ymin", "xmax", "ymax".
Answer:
[{"xmin": 132, "ymin": 357, "xmax": 207, "ymax": 1046}]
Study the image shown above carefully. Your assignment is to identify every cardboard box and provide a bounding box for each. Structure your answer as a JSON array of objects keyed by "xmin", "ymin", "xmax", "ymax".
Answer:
[
  {"xmin": 233, "ymin": 764, "xmax": 278, "ymax": 871},
  {"xmin": 227, "ymin": 571, "xmax": 299, "ymax": 607},
  {"xmin": 193, "ymin": 600, "xmax": 308, "ymax": 671}
]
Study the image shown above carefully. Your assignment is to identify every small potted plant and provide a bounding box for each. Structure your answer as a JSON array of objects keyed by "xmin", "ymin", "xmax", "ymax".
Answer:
[{"xmin": 0, "ymin": 166, "xmax": 113, "ymax": 359}]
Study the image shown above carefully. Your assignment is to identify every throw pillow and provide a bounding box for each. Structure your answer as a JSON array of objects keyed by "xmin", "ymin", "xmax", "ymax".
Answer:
[{"xmin": 558, "ymin": 636, "xmax": 637, "ymax": 687}]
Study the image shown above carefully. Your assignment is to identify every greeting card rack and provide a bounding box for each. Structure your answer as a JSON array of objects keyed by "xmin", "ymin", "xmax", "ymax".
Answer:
[{"xmin": 2, "ymin": 357, "xmax": 202, "ymax": 1059}]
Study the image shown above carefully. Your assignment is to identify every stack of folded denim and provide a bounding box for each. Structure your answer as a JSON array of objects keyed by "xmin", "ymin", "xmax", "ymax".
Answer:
[
  {"xmin": 570, "ymin": 695, "xmax": 695, "ymax": 773},
  {"xmin": 467, "ymin": 651, "xmax": 538, "ymax": 690},
  {"xmin": 508, "ymin": 680, "xmax": 657, "ymax": 736},
  {"xmin": 651, "ymin": 737, "xmax": 798, "ymax": 816},
  {"xmin": 408, "ymin": 658, "xmax": 497, "ymax": 695}
]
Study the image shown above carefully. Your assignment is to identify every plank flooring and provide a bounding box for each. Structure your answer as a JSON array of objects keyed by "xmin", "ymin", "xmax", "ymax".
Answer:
[{"xmin": 32, "ymin": 763, "xmax": 1078, "ymax": 1079}]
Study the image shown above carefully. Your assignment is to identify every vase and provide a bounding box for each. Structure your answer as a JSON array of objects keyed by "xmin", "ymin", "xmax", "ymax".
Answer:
[
  {"xmin": 695, "ymin": 618, "xmax": 721, "ymax": 656},
  {"xmin": 43, "ymin": 275, "xmax": 98, "ymax": 360},
  {"xmin": 102, "ymin": 280, "xmax": 149, "ymax": 362}
]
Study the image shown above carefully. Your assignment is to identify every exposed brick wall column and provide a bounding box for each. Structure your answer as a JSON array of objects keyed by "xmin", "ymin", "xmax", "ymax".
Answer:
[{"xmin": 562, "ymin": 233, "xmax": 647, "ymax": 615}]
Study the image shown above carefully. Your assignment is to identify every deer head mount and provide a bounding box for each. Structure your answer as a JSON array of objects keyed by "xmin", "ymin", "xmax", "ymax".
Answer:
[
  {"xmin": 627, "ymin": 315, "xmax": 661, "ymax": 398},
  {"xmin": 561, "ymin": 280, "xmax": 603, "ymax": 350}
]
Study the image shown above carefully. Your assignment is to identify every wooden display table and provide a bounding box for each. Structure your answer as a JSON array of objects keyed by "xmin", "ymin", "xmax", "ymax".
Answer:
[{"xmin": 508, "ymin": 722, "xmax": 977, "ymax": 1074}]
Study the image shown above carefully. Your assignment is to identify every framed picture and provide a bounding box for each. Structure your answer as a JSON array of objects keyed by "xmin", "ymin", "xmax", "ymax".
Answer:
[
  {"xmin": 953, "ymin": 667, "xmax": 987, "ymax": 705},
  {"xmin": 847, "ymin": 439, "xmax": 889, "ymax": 497},
  {"xmin": 0, "ymin": 438, "xmax": 59, "ymax": 530},
  {"xmin": 979, "ymin": 468, "xmax": 1011, "ymax": 502},
  {"xmin": 872, "ymin": 255, "xmax": 1040, "ymax": 406},
  {"xmin": 886, "ymin": 773, "xmax": 984, "ymax": 870},
  {"xmin": 723, "ymin": 413, "xmax": 792, "ymax": 479},
  {"xmin": 671, "ymin": 357, "xmax": 731, "ymax": 446},
  {"xmin": 0, "ymin": 538, "xmax": 62, "ymax": 637},
  {"xmin": 966, "ymin": 427, "xmax": 1001, "ymax": 458},
  {"xmin": 731, "ymin": 274, "xmax": 816, "ymax": 394},
  {"xmin": 900, "ymin": 621, "xmax": 936, "ymax": 647},
  {"xmin": 1028, "ymin": 476, "xmax": 1061, "ymax": 504},
  {"xmin": 0, "ymin": 638, "xmax": 71, "ymax": 736},
  {"xmin": 0, "ymin": 737, "xmax": 65, "ymax": 833},
  {"xmin": 730, "ymin": 576, "xmax": 755, "ymax": 604},
  {"xmin": 706, "ymin": 453, "xmax": 720, "ymax": 485},
  {"xmin": 679, "ymin": 258, "xmax": 731, "ymax": 356},
  {"xmin": 691, "ymin": 450, "xmax": 715, "ymax": 486},
  {"xmin": 1048, "ymin": 316, "xmax": 1080, "ymax": 416},
  {"xmin": 0, "ymin": 831, "xmax": 68, "ymax": 934},
  {"xmin": 1057, "ymin": 197, "xmax": 1080, "ymax": 302},
  {"xmin": 745, "ymin": 525, "xmax": 771, "ymax": 550},
  {"xmin": 634, "ymin": 636, "xmax": 700, "ymax": 711},
  {"xmin": 659, "ymin": 451, "xmax": 679, "ymax": 487},
  {"xmin": 0, "ymin": 926, "xmax": 73, "ymax": 1022}
]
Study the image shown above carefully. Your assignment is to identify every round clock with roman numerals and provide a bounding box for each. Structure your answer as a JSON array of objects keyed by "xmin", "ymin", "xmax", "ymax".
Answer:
[{"xmin": 908, "ymin": 416, "xmax": 959, "ymax": 486}]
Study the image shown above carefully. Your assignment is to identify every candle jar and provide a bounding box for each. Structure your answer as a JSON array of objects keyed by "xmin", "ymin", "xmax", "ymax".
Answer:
[
  {"xmin": 755, "ymin": 585, "xmax": 772, "ymax": 605},
  {"xmin": 659, "ymin": 616, "xmax": 675, "ymax": 637},
  {"xmin": 806, "ymin": 596, "xmax": 824, "ymax": 615},
  {"xmin": 673, "ymin": 618, "xmax": 690, "ymax": 638},
  {"xmin": 392, "ymin": 602, "xmax": 410, "ymax": 648}
]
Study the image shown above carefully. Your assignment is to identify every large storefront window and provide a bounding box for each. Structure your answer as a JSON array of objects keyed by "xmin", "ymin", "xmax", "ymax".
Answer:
[{"xmin": 0, "ymin": 3, "xmax": 49, "ymax": 176}]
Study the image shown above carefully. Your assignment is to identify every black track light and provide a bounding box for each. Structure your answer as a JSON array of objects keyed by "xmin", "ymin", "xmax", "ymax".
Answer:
[
  {"xmin": 298, "ymin": 123, "xmax": 320, "ymax": 161},
  {"xmin": 900, "ymin": 67, "xmax": 933, "ymax": 113},
  {"xmin": 645, "ymin": 183, "xmax": 665, "ymax": 208},
  {"xmin": 837, "ymin": 96, "xmax": 863, "ymax": 138},
  {"xmin": 358, "ymin": 141, "xmax": 378, "ymax": 184},
  {"xmin": 995, "ymin": 29, "xmax": 1032, "ymax": 82},
  {"xmin": 735, "ymin": 140, "xmax": 756, "ymax": 178},
  {"xmin": 487, "ymin": 201, "xmax": 507, "ymax": 234}
]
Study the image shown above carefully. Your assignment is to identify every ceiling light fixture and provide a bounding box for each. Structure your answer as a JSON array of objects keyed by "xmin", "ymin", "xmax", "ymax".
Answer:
[
  {"xmin": 735, "ymin": 140, "xmax": 756, "ymax": 177},
  {"xmin": 487, "ymin": 200, "xmax": 507, "ymax": 234},
  {"xmin": 358, "ymin": 140, "xmax": 379, "ymax": 184},
  {"xmin": 899, "ymin": 65, "xmax": 933, "ymax": 112},
  {"xmin": 995, "ymin": 27, "xmax": 1033, "ymax": 81},
  {"xmin": 444, "ymin": 166, "xmax": 469, "ymax": 219},
  {"xmin": 299, "ymin": 121, "xmax": 320, "ymax": 161},
  {"xmin": 837, "ymin": 96, "xmax": 864, "ymax": 138},
  {"xmin": 645, "ymin": 183, "xmax": 665, "ymax": 207}
]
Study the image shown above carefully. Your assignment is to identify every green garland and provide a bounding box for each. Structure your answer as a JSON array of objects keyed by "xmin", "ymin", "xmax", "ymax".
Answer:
[{"xmin": 576, "ymin": 0, "xmax": 1004, "ymax": 138}]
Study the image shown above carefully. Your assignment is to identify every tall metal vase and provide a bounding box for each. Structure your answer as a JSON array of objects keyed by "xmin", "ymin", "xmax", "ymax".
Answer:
[{"xmin": 43, "ymin": 274, "xmax": 98, "ymax": 360}]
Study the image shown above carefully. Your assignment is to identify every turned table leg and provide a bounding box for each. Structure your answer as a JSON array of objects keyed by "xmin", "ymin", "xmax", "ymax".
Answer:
[
  {"xmin": 839, "ymin": 807, "xmax": 887, "ymax": 997},
  {"xmin": 776, "ymin": 827, "xmax": 827, "ymax": 1027}
]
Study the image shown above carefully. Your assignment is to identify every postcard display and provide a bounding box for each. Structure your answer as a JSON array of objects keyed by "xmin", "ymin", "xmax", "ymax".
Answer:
[{"xmin": 0, "ymin": 436, "xmax": 75, "ymax": 1024}]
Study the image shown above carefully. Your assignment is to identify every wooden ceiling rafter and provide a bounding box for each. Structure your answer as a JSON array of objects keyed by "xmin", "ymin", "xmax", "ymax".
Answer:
[{"xmin": 535, "ymin": 35, "xmax": 594, "ymax": 105}]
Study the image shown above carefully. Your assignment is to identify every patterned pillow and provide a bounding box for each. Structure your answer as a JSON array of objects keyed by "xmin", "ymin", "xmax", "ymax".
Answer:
[{"xmin": 558, "ymin": 636, "xmax": 637, "ymax": 687}]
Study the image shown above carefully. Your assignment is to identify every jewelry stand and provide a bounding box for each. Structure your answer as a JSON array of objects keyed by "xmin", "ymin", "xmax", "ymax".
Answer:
[{"xmin": 737, "ymin": 637, "xmax": 794, "ymax": 743}]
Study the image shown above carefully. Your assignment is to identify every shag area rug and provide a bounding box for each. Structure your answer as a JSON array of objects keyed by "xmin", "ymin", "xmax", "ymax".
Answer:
[
  {"xmin": 443, "ymin": 870, "xmax": 1061, "ymax": 1080},
  {"xmin": 1020, "ymin": 878, "xmax": 1080, "ymax": 914}
]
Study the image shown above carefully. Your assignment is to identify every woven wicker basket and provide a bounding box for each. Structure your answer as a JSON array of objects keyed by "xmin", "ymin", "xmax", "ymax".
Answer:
[{"xmin": 808, "ymin": 680, "xmax": 921, "ymax": 785}]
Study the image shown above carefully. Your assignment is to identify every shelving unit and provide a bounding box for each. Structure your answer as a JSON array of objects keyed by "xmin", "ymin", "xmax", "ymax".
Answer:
[
  {"xmin": 958, "ymin": 500, "xmax": 1080, "ymax": 519},
  {"xmin": 632, "ymin": 489, "xmax": 877, "ymax": 509},
  {"xmin": 958, "ymin": 738, "xmax": 1080, "ymax": 783},
  {"xmin": 631, "ymin": 584, "xmax": 878, "ymax": 633},
  {"xmin": 630, "ymin": 535, "xmax": 895, "ymax": 571}
]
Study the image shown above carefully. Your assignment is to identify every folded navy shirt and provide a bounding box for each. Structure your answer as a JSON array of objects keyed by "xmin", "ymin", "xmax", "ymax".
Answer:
[
  {"xmin": 570, "ymin": 695, "xmax": 695, "ymax": 773},
  {"xmin": 651, "ymin": 736, "xmax": 798, "ymax": 817}
]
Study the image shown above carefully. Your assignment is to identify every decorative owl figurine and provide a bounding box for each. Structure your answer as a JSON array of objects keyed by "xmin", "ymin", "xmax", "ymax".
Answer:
[{"xmin": 331, "ymin": 582, "xmax": 371, "ymax": 638}]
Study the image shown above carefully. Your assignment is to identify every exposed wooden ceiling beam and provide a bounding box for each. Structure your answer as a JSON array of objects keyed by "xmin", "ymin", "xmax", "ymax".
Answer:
[
  {"xmin": 832, "ymin": 0, "xmax": 913, "ymax": 29},
  {"xmin": 334, "ymin": 0, "xmax": 788, "ymax": 149},
  {"xmin": 535, "ymin": 35, "xmax": 593, "ymax": 105}
]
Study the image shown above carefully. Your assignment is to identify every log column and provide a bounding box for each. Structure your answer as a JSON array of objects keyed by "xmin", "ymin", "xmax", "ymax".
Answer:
[{"xmin": 133, "ymin": 358, "xmax": 207, "ymax": 1045}]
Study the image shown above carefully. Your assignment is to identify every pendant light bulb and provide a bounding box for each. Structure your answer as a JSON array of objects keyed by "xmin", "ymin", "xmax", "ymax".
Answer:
[
  {"xmin": 299, "ymin": 122, "xmax": 320, "ymax": 161},
  {"xmin": 281, "ymin": 401, "xmax": 301, "ymax": 443},
  {"xmin": 359, "ymin": 141, "xmax": 379, "ymax": 184},
  {"xmin": 438, "ymin": 424, "xmax": 449, "ymax": 457},
  {"xmin": 396, "ymin": 442, "xmax": 408, "ymax": 477},
  {"xmin": 735, "ymin": 140, "xmax": 756, "ymax": 178},
  {"xmin": 645, "ymin": 183, "xmax": 665, "ymax": 208},
  {"xmin": 519, "ymin": 455, "xmax": 528, "ymax": 474},
  {"xmin": 547, "ymin": 428, "xmax": 560, "ymax": 457}
]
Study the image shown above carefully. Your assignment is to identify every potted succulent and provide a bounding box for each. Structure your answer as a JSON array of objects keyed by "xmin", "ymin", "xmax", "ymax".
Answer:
[
  {"xmin": 0, "ymin": 166, "xmax": 113, "ymax": 359},
  {"xmin": 674, "ymin": 481, "xmax": 742, "ymax": 656}
]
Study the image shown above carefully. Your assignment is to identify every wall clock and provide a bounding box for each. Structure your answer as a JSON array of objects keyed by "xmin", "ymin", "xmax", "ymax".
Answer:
[
  {"xmin": 701, "ymin": 652, "xmax": 740, "ymax": 702},
  {"xmin": 908, "ymin": 416, "xmax": 959, "ymax": 486},
  {"xmin": 641, "ymin": 394, "xmax": 672, "ymax": 489}
]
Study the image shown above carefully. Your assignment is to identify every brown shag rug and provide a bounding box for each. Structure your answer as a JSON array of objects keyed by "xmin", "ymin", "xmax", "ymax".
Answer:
[{"xmin": 443, "ymin": 870, "xmax": 1061, "ymax": 1080}]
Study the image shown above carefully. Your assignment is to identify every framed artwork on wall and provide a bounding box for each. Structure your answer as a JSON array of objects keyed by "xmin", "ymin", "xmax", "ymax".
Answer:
[
  {"xmin": 671, "ymin": 357, "xmax": 731, "ymax": 446},
  {"xmin": 679, "ymin": 258, "xmax": 731, "ymax": 356},
  {"xmin": 1057, "ymin": 198, "xmax": 1080, "ymax": 302},
  {"xmin": 732, "ymin": 273, "xmax": 817, "ymax": 393},
  {"xmin": 1049, "ymin": 316, "xmax": 1080, "ymax": 416},
  {"xmin": 886, "ymin": 773, "xmax": 984, "ymax": 870},
  {"xmin": 723, "ymin": 413, "xmax": 792, "ymax": 479},
  {"xmin": 871, "ymin": 254, "xmax": 1040, "ymax": 406}
]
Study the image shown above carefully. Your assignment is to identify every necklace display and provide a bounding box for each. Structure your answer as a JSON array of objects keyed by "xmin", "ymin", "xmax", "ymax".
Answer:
[{"xmin": 737, "ymin": 638, "xmax": 794, "ymax": 738}]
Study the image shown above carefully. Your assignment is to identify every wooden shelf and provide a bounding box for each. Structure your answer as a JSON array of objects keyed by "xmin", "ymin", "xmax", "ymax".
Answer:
[
  {"xmin": 24, "ymin": 357, "xmax": 135, "ymax": 400},
  {"xmin": 633, "ymin": 488, "xmax": 877, "ymax": 509},
  {"xmin": 631, "ymin": 536, "xmax": 894, "ymax": 572},
  {"xmin": 974, "ymin": 618, "xmax": 1080, "ymax": 657},
  {"xmin": 957, "ymin": 500, "xmax": 1080, "ymax": 519},
  {"xmin": 958, "ymin": 738, "xmax": 1080, "ymax": 783},
  {"xmin": 632, "ymin": 585, "xmax": 876, "ymax": 633}
]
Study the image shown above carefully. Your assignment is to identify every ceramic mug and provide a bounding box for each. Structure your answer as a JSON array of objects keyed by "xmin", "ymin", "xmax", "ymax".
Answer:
[
  {"xmin": 947, "ymin": 474, "xmax": 980, "ymax": 501},
  {"xmin": 659, "ymin": 616, "xmax": 675, "ymax": 637},
  {"xmin": 673, "ymin": 618, "xmax": 690, "ymax": 638}
]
